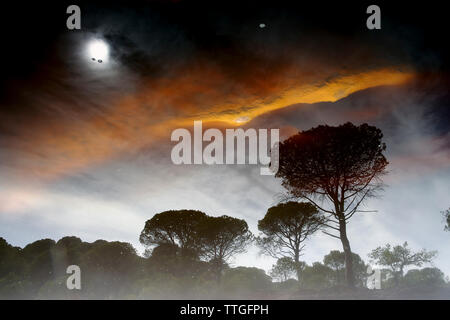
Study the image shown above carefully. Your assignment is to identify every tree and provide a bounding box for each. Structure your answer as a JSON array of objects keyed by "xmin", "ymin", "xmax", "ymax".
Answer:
[
  {"xmin": 301, "ymin": 262, "xmax": 334, "ymax": 289},
  {"xmin": 52, "ymin": 236, "xmax": 91, "ymax": 277},
  {"xmin": 21, "ymin": 239, "xmax": 57, "ymax": 293},
  {"xmin": 151, "ymin": 243, "xmax": 180, "ymax": 259},
  {"xmin": 323, "ymin": 250, "xmax": 367, "ymax": 287},
  {"xmin": 140, "ymin": 210, "xmax": 207, "ymax": 258},
  {"xmin": 256, "ymin": 201, "xmax": 324, "ymax": 281},
  {"xmin": 197, "ymin": 215, "xmax": 253, "ymax": 281},
  {"xmin": 80, "ymin": 240, "xmax": 141, "ymax": 298},
  {"xmin": 0, "ymin": 237, "xmax": 21, "ymax": 279},
  {"xmin": 404, "ymin": 268, "xmax": 446, "ymax": 287},
  {"xmin": 276, "ymin": 122, "xmax": 388, "ymax": 287},
  {"xmin": 270, "ymin": 257, "xmax": 304, "ymax": 282},
  {"xmin": 221, "ymin": 267, "xmax": 272, "ymax": 298},
  {"xmin": 368, "ymin": 242, "xmax": 437, "ymax": 287},
  {"xmin": 442, "ymin": 208, "xmax": 450, "ymax": 231}
]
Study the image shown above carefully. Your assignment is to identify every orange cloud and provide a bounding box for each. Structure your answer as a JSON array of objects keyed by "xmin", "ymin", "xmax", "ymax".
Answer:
[{"xmin": 3, "ymin": 58, "xmax": 416, "ymax": 181}]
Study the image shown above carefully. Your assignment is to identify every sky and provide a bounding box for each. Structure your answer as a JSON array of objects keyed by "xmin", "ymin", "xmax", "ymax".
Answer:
[{"xmin": 0, "ymin": 1, "xmax": 449, "ymax": 275}]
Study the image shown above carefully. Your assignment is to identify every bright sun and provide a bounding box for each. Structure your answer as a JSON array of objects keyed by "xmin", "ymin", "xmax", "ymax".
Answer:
[{"xmin": 88, "ymin": 39, "xmax": 109, "ymax": 63}]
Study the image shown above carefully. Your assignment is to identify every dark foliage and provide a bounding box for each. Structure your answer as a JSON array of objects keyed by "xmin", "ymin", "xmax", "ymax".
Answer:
[{"xmin": 276, "ymin": 122, "xmax": 388, "ymax": 287}]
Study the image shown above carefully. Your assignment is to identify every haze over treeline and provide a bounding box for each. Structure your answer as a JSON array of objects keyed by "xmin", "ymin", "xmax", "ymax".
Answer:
[{"xmin": 0, "ymin": 233, "xmax": 447, "ymax": 299}]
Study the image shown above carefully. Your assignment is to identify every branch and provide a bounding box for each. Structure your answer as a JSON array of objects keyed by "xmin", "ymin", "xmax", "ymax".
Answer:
[
  {"xmin": 344, "ymin": 188, "xmax": 372, "ymax": 220},
  {"xmin": 302, "ymin": 195, "xmax": 335, "ymax": 215},
  {"xmin": 322, "ymin": 222, "xmax": 340, "ymax": 231},
  {"xmin": 322, "ymin": 230, "xmax": 341, "ymax": 240}
]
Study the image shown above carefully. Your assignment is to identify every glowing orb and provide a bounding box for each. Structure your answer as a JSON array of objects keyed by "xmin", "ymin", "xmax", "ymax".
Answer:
[{"xmin": 87, "ymin": 39, "xmax": 109, "ymax": 63}]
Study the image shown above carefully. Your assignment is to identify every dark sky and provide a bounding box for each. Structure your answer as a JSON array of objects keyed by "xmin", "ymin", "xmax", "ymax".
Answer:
[{"xmin": 1, "ymin": 1, "xmax": 449, "ymax": 82}]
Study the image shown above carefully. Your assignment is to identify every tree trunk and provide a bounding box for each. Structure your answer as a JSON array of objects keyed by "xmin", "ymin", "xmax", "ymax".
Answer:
[
  {"xmin": 394, "ymin": 266, "xmax": 404, "ymax": 287},
  {"xmin": 339, "ymin": 219, "xmax": 355, "ymax": 288},
  {"xmin": 213, "ymin": 258, "xmax": 224, "ymax": 284},
  {"xmin": 335, "ymin": 268, "xmax": 341, "ymax": 286},
  {"xmin": 294, "ymin": 250, "xmax": 302, "ymax": 285}
]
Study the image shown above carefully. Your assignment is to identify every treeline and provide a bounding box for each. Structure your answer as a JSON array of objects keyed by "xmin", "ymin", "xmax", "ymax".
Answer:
[{"xmin": 0, "ymin": 209, "xmax": 446, "ymax": 299}]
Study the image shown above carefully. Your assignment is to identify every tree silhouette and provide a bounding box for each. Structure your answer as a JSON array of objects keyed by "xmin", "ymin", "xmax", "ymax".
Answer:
[
  {"xmin": 0, "ymin": 237, "xmax": 21, "ymax": 279},
  {"xmin": 404, "ymin": 268, "xmax": 446, "ymax": 287},
  {"xmin": 81, "ymin": 240, "xmax": 140, "ymax": 298},
  {"xmin": 21, "ymin": 239, "xmax": 57, "ymax": 293},
  {"xmin": 270, "ymin": 257, "xmax": 304, "ymax": 282},
  {"xmin": 369, "ymin": 242, "xmax": 437, "ymax": 287},
  {"xmin": 276, "ymin": 122, "xmax": 388, "ymax": 287},
  {"xmin": 221, "ymin": 267, "xmax": 272, "ymax": 298},
  {"xmin": 140, "ymin": 210, "xmax": 207, "ymax": 258},
  {"xmin": 151, "ymin": 243, "xmax": 180, "ymax": 259},
  {"xmin": 257, "ymin": 201, "xmax": 324, "ymax": 281},
  {"xmin": 301, "ymin": 262, "xmax": 334, "ymax": 289},
  {"xmin": 323, "ymin": 250, "xmax": 367, "ymax": 287},
  {"xmin": 197, "ymin": 215, "xmax": 253, "ymax": 281}
]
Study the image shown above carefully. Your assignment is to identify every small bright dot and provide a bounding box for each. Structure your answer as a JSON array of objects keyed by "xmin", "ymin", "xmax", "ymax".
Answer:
[
  {"xmin": 259, "ymin": 23, "xmax": 266, "ymax": 28},
  {"xmin": 87, "ymin": 39, "xmax": 109, "ymax": 63}
]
